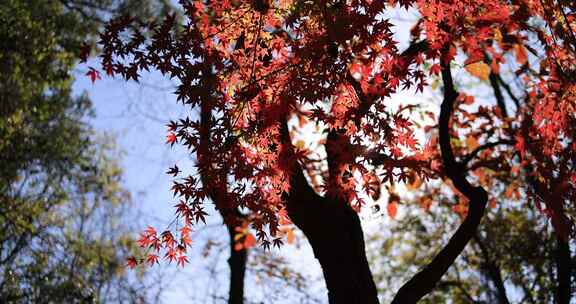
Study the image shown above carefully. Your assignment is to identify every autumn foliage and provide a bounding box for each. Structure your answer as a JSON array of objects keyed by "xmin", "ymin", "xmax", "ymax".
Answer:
[{"xmin": 90, "ymin": 0, "xmax": 575, "ymax": 302}]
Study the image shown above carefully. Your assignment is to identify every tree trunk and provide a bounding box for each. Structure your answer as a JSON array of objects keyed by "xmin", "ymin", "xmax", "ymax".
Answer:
[
  {"xmin": 277, "ymin": 116, "xmax": 379, "ymax": 304},
  {"xmin": 555, "ymin": 237, "xmax": 571, "ymax": 304},
  {"xmin": 277, "ymin": 45, "xmax": 489, "ymax": 304},
  {"xmin": 227, "ymin": 223, "xmax": 248, "ymax": 304},
  {"xmin": 286, "ymin": 167, "xmax": 379, "ymax": 304}
]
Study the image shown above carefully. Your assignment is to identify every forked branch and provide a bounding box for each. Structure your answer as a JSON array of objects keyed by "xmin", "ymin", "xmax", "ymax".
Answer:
[{"xmin": 391, "ymin": 54, "xmax": 488, "ymax": 304}]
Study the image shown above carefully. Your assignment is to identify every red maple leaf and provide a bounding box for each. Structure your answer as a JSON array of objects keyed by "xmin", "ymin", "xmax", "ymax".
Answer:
[
  {"xmin": 176, "ymin": 254, "xmax": 189, "ymax": 268},
  {"xmin": 164, "ymin": 248, "xmax": 178, "ymax": 264},
  {"xmin": 243, "ymin": 233, "xmax": 257, "ymax": 249},
  {"xmin": 166, "ymin": 132, "xmax": 177, "ymax": 146},
  {"xmin": 85, "ymin": 67, "xmax": 101, "ymax": 84},
  {"xmin": 146, "ymin": 254, "xmax": 160, "ymax": 266},
  {"xmin": 137, "ymin": 232, "xmax": 152, "ymax": 248},
  {"xmin": 126, "ymin": 256, "xmax": 138, "ymax": 269},
  {"xmin": 94, "ymin": 2, "xmax": 576, "ymax": 297}
]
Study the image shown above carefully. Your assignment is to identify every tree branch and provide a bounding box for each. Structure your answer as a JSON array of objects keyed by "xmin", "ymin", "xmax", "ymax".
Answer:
[
  {"xmin": 461, "ymin": 140, "xmax": 515, "ymax": 168},
  {"xmin": 391, "ymin": 55, "xmax": 488, "ymax": 304},
  {"xmin": 554, "ymin": 235, "xmax": 572, "ymax": 304},
  {"xmin": 496, "ymin": 75, "xmax": 521, "ymax": 109},
  {"xmin": 489, "ymin": 72, "xmax": 508, "ymax": 117},
  {"xmin": 347, "ymin": 40, "xmax": 430, "ymax": 126},
  {"xmin": 473, "ymin": 233, "xmax": 510, "ymax": 304}
]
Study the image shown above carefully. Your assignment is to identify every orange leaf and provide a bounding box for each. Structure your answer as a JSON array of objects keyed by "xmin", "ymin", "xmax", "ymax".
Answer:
[
  {"xmin": 419, "ymin": 197, "xmax": 432, "ymax": 211},
  {"xmin": 243, "ymin": 233, "xmax": 257, "ymax": 249},
  {"xmin": 406, "ymin": 174, "xmax": 422, "ymax": 190},
  {"xmin": 286, "ymin": 229, "xmax": 295, "ymax": 244},
  {"xmin": 146, "ymin": 254, "xmax": 160, "ymax": 266},
  {"xmin": 504, "ymin": 184, "xmax": 516, "ymax": 199},
  {"xmin": 465, "ymin": 61, "xmax": 491, "ymax": 80},
  {"xmin": 514, "ymin": 44, "xmax": 528, "ymax": 65},
  {"xmin": 489, "ymin": 198, "xmax": 497, "ymax": 209},
  {"xmin": 387, "ymin": 202, "xmax": 398, "ymax": 219},
  {"xmin": 177, "ymin": 255, "xmax": 189, "ymax": 267},
  {"xmin": 466, "ymin": 136, "xmax": 480, "ymax": 151}
]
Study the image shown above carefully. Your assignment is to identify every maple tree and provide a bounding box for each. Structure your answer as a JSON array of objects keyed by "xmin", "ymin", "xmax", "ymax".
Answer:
[{"xmin": 92, "ymin": 0, "xmax": 576, "ymax": 303}]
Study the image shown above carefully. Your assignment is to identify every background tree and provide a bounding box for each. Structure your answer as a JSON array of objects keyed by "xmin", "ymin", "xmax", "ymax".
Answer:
[
  {"xmin": 94, "ymin": 0, "xmax": 576, "ymax": 303},
  {"xmin": 0, "ymin": 0, "xmax": 174, "ymax": 302}
]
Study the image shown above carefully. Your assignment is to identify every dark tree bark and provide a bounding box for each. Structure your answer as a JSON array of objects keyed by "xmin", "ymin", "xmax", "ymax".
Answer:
[
  {"xmin": 286, "ymin": 169, "xmax": 379, "ymax": 304},
  {"xmin": 226, "ymin": 216, "xmax": 248, "ymax": 304},
  {"xmin": 525, "ymin": 161, "xmax": 572, "ymax": 304},
  {"xmin": 526, "ymin": 176, "xmax": 572, "ymax": 304},
  {"xmin": 489, "ymin": 72, "xmax": 508, "ymax": 117},
  {"xmin": 280, "ymin": 123, "xmax": 380, "ymax": 304},
  {"xmin": 555, "ymin": 235, "xmax": 571, "ymax": 304},
  {"xmin": 391, "ymin": 57, "xmax": 488, "ymax": 304},
  {"xmin": 477, "ymin": 61, "xmax": 512, "ymax": 304},
  {"xmin": 486, "ymin": 61, "xmax": 576, "ymax": 304}
]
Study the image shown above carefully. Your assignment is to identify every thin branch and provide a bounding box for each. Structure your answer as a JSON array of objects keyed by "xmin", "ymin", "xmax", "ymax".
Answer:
[
  {"xmin": 473, "ymin": 233, "xmax": 510, "ymax": 304},
  {"xmin": 461, "ymin": 140, "xmax": 515, "ymax": 168},
  {"xmin": 496, "ymin": 75, "xmax": 521, "ymax": 109},
  {"xmin": 391, "ymin": 53, "xmax": 488, "ymax": 304},
  {"xmin": 489, "ymin": 72, "xmax": 508, "ymax": 117},
  {"xmin": 436, "ymin": 280, "xmax": 480, "ymax": 304},
  {"xmin": 367, "ymin": 153, "xmax": 429, "ymax": 169},
  {"xmin": 58, "ymin": 0, "xmax": 107, "ymax": 24}
]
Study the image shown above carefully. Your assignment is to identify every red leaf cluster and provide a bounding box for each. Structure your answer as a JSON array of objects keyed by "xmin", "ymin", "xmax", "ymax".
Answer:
[{"xmin": 89, "ymin": 0, "xmax": 576, "ymax": 267}]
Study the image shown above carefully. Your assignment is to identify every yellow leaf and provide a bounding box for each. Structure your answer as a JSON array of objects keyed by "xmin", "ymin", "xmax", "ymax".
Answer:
[
  {"xmin": 493, "ymin": 28, "xmax": 503, "ymax": 43},
  {"xmin": 465, "ymin": 61, "xmax": 491, "ymax": 80},
  {"xmin": 431, "ymin": 78, "xmax": 439, "ymax": 90},
  {"xmin": 295, "ymin": 140, "xmax": 305, "ymax": 149}
]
